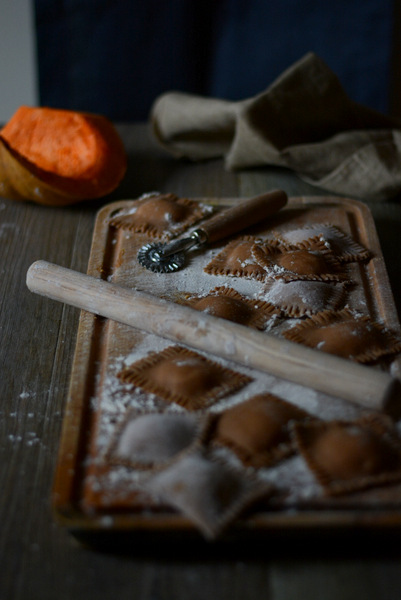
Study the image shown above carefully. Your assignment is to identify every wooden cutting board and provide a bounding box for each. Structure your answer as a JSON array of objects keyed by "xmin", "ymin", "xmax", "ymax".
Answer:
[{"xmin": 52, "ymin": 195, "xmax": 401, "ymax": 540}]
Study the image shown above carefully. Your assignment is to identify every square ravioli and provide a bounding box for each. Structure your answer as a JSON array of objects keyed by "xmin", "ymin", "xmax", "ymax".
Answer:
[
  {"xmin": 259, "ymin": 279, "xmax": 348, "ymax": 317},
  {"xmin": 211, "ymin": 393, "xmax": 314, "ymax": 468},
  {"xmin": 142, "ymin": 450, "xmax": 274, "ymax": 539},
  {"xmin": 276, "ymin": 224, "xmax": 371, "ymax": 263},
  {"xmin": 283, "ymin": 308, "xmax": 401, "ymax": 363},
  {"xmin": 204, "ymin": 236, "xmax": 267, "ymax": 280},
  {"xmin": 107, "ymin": 410, "xmax": 212, "ymax": 471},
  {"xmin": 252, "ymin": 241, "xmax": 348, "ymax": 282},
  {"xmin": 109, "ymin": 192, "xmax": 212, "ymax": 239},
  {"xmin": 293, "ymin": 417, "xmax": 401, "ymax": 496},
  {"xmin": 117, "ymin": 345, "xmax": 252, "ymax": 410},
  {"xmin": 182, "ymin": 286, "xmax": 280, "ymax": 328}
]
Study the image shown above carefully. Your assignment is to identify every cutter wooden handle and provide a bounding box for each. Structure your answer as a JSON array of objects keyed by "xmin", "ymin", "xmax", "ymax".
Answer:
[
  {"xmin": 200, "ymin": 189, "xmax": 288, "ymax": 243},
  {"xmin": 26, "ymin": 260, "xmax": 401, "ymax": 418}
]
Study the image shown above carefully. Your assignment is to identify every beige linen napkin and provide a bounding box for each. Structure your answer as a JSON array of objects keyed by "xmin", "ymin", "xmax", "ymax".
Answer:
[{"xmin": 151, "ymin": 53, "xmax": 401, "ymax": 201}]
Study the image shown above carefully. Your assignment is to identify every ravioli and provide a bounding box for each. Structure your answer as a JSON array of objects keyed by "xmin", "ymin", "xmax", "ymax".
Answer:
[
  {"xmin": 204, "ymin": 236, "xmax": 266, "ymax": 280},
  {"xmin": 283, "ymin": 309, "xmax": 401, "ymax": 363},
  {"xmin": 184, "ymin": 286, "xmax": 279, "ymax": 328},
  {"xmin": 117, "ymin": 345, "xmax": 252, "ymax": 410},
  {"xmin": 213, "ymin": 394, "xmax": 313, "ymax": 468},
  {"xmin": 142, "ymin": 450, "xmax": 273, "ymax": 539},
  {"xmin": 277, "ymin": 224, "xmax": 370, "ymax": 263},
  {"xmin": 260, "ymin": 279, "xmax": 348, "ymax": 317},
  {"xmin": 109, "ymin": 192, "xmax": 210, "ymax": 238},
  {"xmin": 252, "ymin": 242, "xmax": 347, "ymax": 282},
  {"xmin": 293, "ymin": 418, "xmax": 401, "ymax": 495},
  {"xmin": 107, "ymin": 410, "xmax": 211, "ymax": 470}
]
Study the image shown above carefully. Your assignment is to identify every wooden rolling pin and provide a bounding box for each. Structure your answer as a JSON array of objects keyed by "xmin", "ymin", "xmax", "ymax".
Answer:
[{"xmin": 26, "ymin": 260, "xmax": 401, "ymax": 417}]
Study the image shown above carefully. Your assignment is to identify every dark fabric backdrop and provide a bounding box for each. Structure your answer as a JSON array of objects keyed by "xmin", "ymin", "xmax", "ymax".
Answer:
[{"xmin": 34, "ymin": 0, "xmax": 395, "ymax": 121}]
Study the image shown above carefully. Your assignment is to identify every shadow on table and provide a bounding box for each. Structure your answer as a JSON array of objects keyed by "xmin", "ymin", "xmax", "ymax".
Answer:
[
  {"xmin": 373, "ymin": 214, "xmax": 401, "ymax": 319},
  {"xmin": 71, "ymin": 524, "xmax": 401, "ymax": 562}
]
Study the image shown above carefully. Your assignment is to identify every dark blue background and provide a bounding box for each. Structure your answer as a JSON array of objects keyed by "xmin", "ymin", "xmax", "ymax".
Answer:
[{"xmin": 34, "ymin": 0, "xmax": 395, "ymax": 121}]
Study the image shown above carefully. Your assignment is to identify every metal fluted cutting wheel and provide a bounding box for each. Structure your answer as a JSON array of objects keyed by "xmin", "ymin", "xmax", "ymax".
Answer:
[{"xmin": 137, "ymin": 243, "xmax": 187, "ymax": 273}]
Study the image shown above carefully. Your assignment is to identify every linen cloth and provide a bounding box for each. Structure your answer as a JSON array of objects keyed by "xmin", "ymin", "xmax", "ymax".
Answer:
[{"xmin": 151, "ymin": 53, "xmax": 401, "ymax": 201}]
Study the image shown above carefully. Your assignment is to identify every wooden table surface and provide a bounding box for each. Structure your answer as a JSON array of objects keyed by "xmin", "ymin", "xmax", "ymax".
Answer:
[{"xmin": 2, "ymin": 123, "xmax": 401, "ymax": 600}]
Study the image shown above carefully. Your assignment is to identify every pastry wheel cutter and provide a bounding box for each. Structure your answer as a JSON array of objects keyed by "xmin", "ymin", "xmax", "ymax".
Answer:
[{"xmin": 137, "ymin": 189, "xmax": 288, "ymax": 272}]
